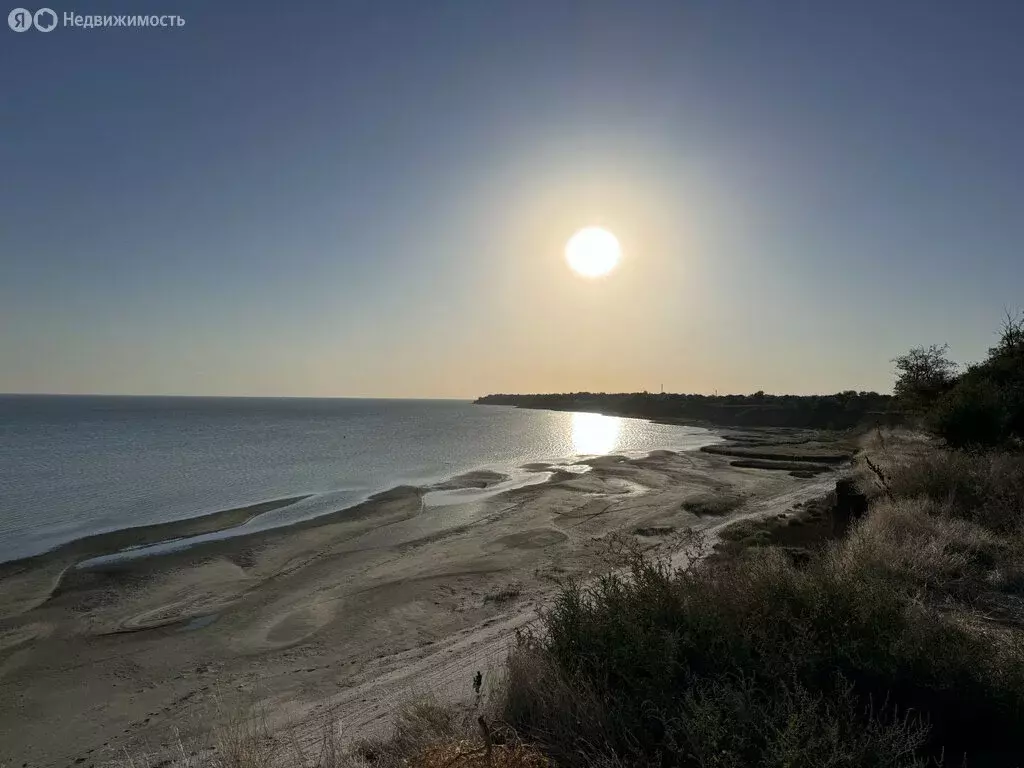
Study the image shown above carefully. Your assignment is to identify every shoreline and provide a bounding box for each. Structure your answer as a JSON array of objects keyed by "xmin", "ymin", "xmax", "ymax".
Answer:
[
  {"xmin": 0, "ymin": 427, "xmax": 846, "ymax": 767},
  {"xmin": 0, "ymin": 495, "xmax": 312, "ymax": 574},
  {"xmin": 0, "ymin": 417, "xmax": 723, "ymax": 571}
]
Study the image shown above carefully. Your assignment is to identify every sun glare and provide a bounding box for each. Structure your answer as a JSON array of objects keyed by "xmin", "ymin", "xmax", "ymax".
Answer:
[
  {"xmin": 565, "ymin": 227, "xmax": 621, "ymax": 278},
  {"xmin": 571, "ymin": 411, "xmax": 621, "ymax": 455}
]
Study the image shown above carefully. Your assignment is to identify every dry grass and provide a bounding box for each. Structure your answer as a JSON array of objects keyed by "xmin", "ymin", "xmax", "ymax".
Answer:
[
  {"xmin": 838, "ymin": 497, "xmax": 1024, "ymax": 602},
  {"xmin": 884, "ymin": 451, "xmax": 1024, "ymax": 533},
  {"xmin": 285, "ymin": 713, "xmax": 346, "ymax": 768},
  {"xmin": 114, "ymin": 698, "xmax": 282, "ymax": 768},
  {"xmin": 409, "ymin": 743, "xmax": 547, "ymax": 767},
  {"xmin": 344, "ymin": 699, "xmax": 466, "ymax": 768},
  {"xmin": 113, "ymin": 699, "xmax": 467, "ymax": 768}
]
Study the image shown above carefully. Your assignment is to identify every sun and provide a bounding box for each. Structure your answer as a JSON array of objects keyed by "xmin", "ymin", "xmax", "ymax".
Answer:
[{"xmin": 565, "ymin": 227, "xmax": 621, "ymax": 278}]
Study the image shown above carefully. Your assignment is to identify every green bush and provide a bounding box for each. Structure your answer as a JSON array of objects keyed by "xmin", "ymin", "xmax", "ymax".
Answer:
[
  {"xmin": 910, "ymin": 312, "xmax": 1024, "ymax": 449},
  {"xmin": 929, "ymin": 375, "xmax": 1010, "ymax": 448},
  {"xmin": 501, "ymin": 550, "xmax": 1024, "ymax": 767}
]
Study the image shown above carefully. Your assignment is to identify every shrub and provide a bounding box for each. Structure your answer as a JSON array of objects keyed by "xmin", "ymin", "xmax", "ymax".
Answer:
[
  {"xmin": 930, "ymin": 375, "xmax": 1011, "ymax": 448},
  {"xmin": 908, "ymin": 311, "xmax": 1024, "ymax": 448},
  {"xmin": 501, "ymin": 549, "xmax": 1024, "ymax": 767}
]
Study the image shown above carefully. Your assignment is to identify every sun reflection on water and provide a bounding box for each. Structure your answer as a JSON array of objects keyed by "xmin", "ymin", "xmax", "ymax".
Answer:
[{"xmin": 571, "ymin": 412, "xmax": 622, "ymax": 455}]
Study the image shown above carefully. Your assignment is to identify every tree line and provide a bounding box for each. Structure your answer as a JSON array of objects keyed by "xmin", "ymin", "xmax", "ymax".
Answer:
[{"xmin": 475, "ymin": 390, "xmax": 894, "ymax": 429}]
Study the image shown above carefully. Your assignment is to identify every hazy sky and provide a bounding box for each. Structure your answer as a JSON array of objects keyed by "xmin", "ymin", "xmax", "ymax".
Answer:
[{"xmin": 2, "ymin": 1, "xmax": 1022, "ymax": 397}]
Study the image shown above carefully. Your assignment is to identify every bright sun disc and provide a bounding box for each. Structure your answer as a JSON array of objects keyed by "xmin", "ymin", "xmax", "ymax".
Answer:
[{"xmin": 565, "ymin": 227, "xmax": 621, "ymax": 278}]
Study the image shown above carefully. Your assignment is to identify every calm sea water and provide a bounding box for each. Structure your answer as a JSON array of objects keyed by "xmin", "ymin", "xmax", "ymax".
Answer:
[{"xmin": 0, "ymin": 396, "xmax": 719, "ymax": 562}]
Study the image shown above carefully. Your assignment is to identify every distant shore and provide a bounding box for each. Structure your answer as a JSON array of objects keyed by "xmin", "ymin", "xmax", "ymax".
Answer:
[{"xmin": 475, "ymin": 391, "xmax": 900, "ymax": 430}]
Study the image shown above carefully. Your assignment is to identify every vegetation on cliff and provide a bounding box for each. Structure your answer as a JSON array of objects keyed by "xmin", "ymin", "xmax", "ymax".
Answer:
[
  {"xmin": 475, "ymin": 391, "xmax": 895, "ymax": 430},
  {"xmin": 495, "ymin": 437, "xmax": 1024, "ymax": 767}
]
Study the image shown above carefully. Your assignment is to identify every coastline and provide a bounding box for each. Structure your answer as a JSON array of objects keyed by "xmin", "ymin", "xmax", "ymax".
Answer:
[
  {"xmin": 0, "ymin": 428, "xmax": 848, "ymax": 767},
  {"xmin": 0, "ymin": 496, "xmax": 311, "ymax": 573},
  {"xmin": 0, "ymin": 411, "xmax": 720, "ymax": 569}
]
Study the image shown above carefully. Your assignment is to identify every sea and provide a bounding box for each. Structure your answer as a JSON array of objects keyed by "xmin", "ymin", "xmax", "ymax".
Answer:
[{"xmin": 0, "ymin": 396, "xmax": 720, "ymax": 563}]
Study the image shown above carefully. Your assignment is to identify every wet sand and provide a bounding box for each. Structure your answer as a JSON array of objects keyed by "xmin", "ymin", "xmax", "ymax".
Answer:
[{"xmin": 0, "ymin": 434, "xmax": 847, "ymax": 767}]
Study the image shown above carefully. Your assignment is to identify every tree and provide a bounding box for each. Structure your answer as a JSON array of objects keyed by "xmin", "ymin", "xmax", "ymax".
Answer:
[
  {"xmin": 923, "ymin": 313, "xmax": 1024, "ymax": 448},
  {"xmin": 929, "ymin": 376, "xmax": 1007, "ymax": 448},
  {"xmin": 990, "ymin": 309, "xmax": 1024, "ymax": 360},
  {"xmin": 892, "ymin": 344, "xmax": 959, "ymax": 410}
]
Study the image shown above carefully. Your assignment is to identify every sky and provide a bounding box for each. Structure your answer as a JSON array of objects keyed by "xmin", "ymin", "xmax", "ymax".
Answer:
[{"xmin": 2, "ymin": 1, "xmax": 1023, "ymax": 398}]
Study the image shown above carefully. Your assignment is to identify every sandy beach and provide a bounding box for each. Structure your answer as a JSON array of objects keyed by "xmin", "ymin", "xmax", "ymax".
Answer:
[{"xmin": 0, "ymin": 432, "xmax": 846, "ymax": 767}]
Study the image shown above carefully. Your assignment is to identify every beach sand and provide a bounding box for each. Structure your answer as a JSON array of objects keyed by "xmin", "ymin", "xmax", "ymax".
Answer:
[{"xmin": 0, "ymin": 434, "xmax": 844, "ymax": 767}]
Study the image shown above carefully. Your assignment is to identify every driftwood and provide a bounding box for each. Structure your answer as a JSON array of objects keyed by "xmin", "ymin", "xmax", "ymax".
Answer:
[{"xmin": 864, "ymin": 455, "xmax": 893, "ymax": 499}]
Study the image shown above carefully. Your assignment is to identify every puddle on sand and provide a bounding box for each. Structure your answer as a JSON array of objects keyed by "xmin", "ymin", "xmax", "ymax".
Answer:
[{"xmin": 178, "ymin": 613, "xmax": 219, "ymax": 632}]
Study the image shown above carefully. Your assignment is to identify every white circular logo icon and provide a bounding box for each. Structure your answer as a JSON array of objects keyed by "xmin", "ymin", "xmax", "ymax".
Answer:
[
  {"xmin": 33, "ymin": 7, "xmax": 55, "ymax": 31},
  {"xmin": 8, "ymin": 7, "xmax": 33, "ymax": 31}
]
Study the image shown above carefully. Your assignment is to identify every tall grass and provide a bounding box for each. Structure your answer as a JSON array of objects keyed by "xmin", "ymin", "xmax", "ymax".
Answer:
[
  {"xmin": 884, "ymin": 450, "xmax": 1024, "ymax": 534},
  {"xmin": 840, "ymin": 497, "xmax": 1024, "ymax": 602}
]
